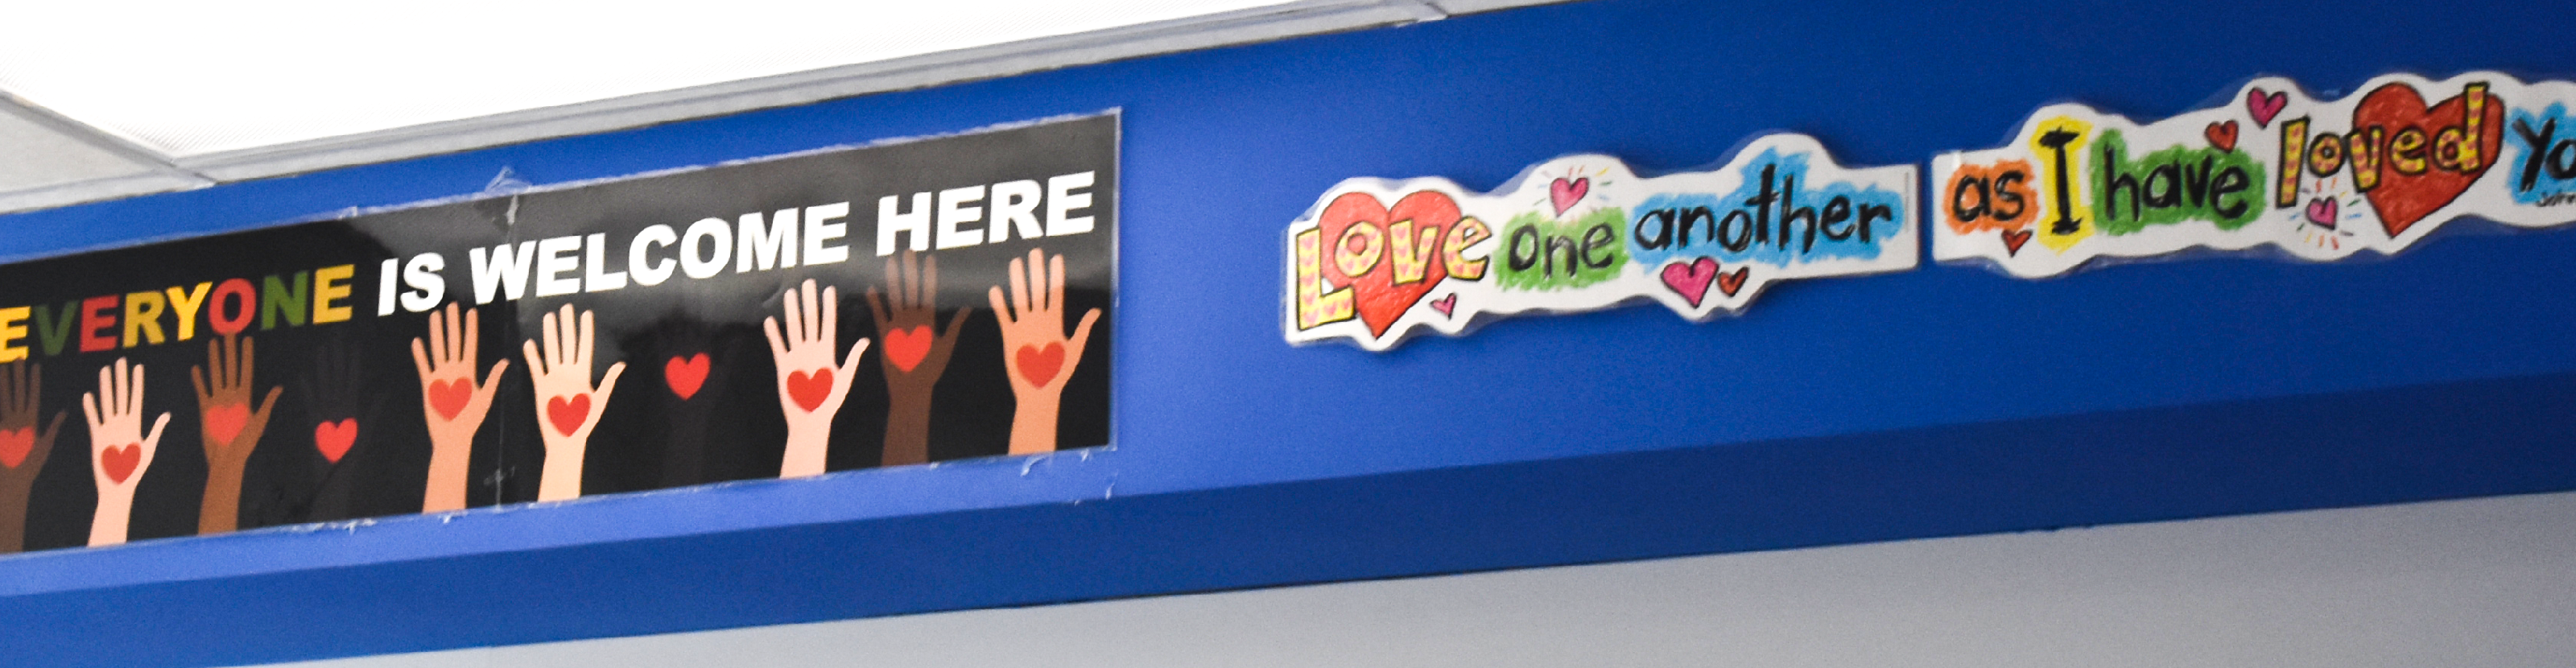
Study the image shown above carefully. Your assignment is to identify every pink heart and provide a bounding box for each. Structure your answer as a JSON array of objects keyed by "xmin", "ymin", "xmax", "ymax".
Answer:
[
  {"xmin": 1428, "ymin": 294, "xmax": 1457, "ymax": 317},
  {"xmin": 2305, "ymin": 197, "xmax": 2339, "ymax": 229},
  {"xmin": 2247, "ymin": 88, "xmax": 2288, "ymax": 128},
  {"xmin": 1549, "ymin": 176, "xmax": 1589, "ymax": 216},
  {"xmin": 1659, "ymin": 258, "xmax": 1718, "ymax": 307}
]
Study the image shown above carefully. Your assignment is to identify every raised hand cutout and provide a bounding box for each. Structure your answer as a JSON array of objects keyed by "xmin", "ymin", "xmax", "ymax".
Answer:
[
  {"xmin": 411, "ymin": 303, "xmax": 509, "ymax": 512},
  {"xmin": 987, "ymin": 248, "xmax": 1100, "ymax": 456},
  {"xmin": 0, "ymin": 362, "xmax": 66, "ymax": 552},
  {"xmin": 84, "ymin": 357, "xmax": 170, "ymax": 546},
  {"xmin": 764, "ymin": 278, "xmax": 869, "ymax": 478},
  {"xmin": 522, "ymin": 303, "xmax": 625, "ymax": 501},
  {"xmin": 865, "ymin": 252, "xmax": 971, "ymax": 467},
  {"xmin": 189, "ymin": 333, "xmax": 282, "ymax": 535}
]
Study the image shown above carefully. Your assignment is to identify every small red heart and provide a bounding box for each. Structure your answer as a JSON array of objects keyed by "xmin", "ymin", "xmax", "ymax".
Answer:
[
  {"xmin": 427, "ymin": 380, "xmax": 472, "ymax": 420},
  {"xmin": 2204, "ymin": 120, "xmax": 2240, "ymax": 151},
  {"xmin": 313, "ymin": 419, "xmax": 358, "ymax": 464},
  {"xmin": 2000, "ymin": 229, "xmax": 2034, "ymax": 255},
  {"xmin": 663, "ymin": 353, "xmax": 710, "ymax": 400},
  {"xmin": 881, "ymin": 325, "xmax": 934, "ymax": 373},
  {"xmin": 1549, "ymin": 176, "xmax": 1590, "ymax": 216},
  {"xmin": 2246, "ymin": 88, "xmax": 2288, "ymax": 128},
  {"xmin": 546, "ymin": 394, "xmax": 592, "ymax": 436},
  {"xmin": 1017, "ymin": 343, "xmax": 1066, "ymax": 389},
  {"xmin": 786, "ymin": 369, "xmax": 834, "ymax": 412},
  {"xmin": 0, "ymin": 427, "xmax": 32, "ymax": 468},
  {"xmin": 1714, "ymin": 266, "xmax": 1750, "ymax": 298},
  {"xmin": 203, "ymin": 403, "xmax": 249, "ymax": 445},
  {"xmin": 1428, "ymin": 294, "xmax": 1458, "ymax": 317},
  {"xmin": 100, "ymin": 443, "xmax": 140, "ymax": 484},
  {"xmin": 1658, "ymin": 258, "xmax": 1718, "ymax": 307}
]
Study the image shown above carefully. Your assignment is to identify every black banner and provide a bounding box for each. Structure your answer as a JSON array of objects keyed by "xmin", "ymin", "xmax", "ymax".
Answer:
[{"xmin": 0, "ymin": 113, "xmax": 1117, "ymax": 551}]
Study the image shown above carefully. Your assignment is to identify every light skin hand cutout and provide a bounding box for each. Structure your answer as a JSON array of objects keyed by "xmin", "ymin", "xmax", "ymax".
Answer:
[
  {"xmin": 84, "ymin": 357, "xmax": 169, "ymax": 546},
  {"xmin": 987, "ymin": 248, "xmax": 1100, "ymax": 456},
  {"xmin": 765, "ymin": 278, "xmax": 869, "ymax": 478},
  {"xmin": 0, "ymin": 361, "xmax": 66, "ymax": 553},
  {"xmin": 411, "ymin": 303, "xmax": 509, "ymax": 512},
  {"xmin": 189, "ymin": 333, "xmax": 281, "ymax": 535},
  {"xmin": 522, "ymin": 304, "xmax": 625, "ymax": 501},
  {"xmin": 865, "ymin": 252, "xmax": 970, "ymax": 467}
]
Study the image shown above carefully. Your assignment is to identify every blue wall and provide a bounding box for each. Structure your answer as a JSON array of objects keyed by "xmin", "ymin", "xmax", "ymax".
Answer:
[{"xmin": 5, "ymin": 0, "xmax": 2576, "ymax": 665}]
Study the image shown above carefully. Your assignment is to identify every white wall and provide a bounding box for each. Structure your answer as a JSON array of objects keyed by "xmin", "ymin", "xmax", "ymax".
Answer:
[{"xmin": 252, "ymin": 490, "xmax": 2576, "ymax": 667}]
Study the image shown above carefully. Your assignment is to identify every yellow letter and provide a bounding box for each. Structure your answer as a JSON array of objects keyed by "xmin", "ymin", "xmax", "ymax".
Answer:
[
  {"xmin": 313, "ymin": 264, "xmax": 356, "ymax": 324},
  {"xmin": 0, "ymin": 306, "xmax": 27, "ymax": 362},
  {"xmin": 122, "ymin": 291, "xmax": 167, "ymax": 348},
  {"xmin": 164, "ymin": 282, "xmax": 212, "ymax": 341}
]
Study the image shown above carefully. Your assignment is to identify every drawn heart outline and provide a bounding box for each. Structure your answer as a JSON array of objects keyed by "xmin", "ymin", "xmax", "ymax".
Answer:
[
  {"xmin": 2247, "ymin": 88, "xmax": 2288, "ymax": 128},
  {"xmin": 1017, "ymin": 344, "xmax": 1066, "ymax": 389},
  {"xmin": 2000, "ymin": 229, "xmax": 2034, "ymax": 256},
  {"xmin": 1715, "ymin": 266, "xmax": 1751, "ymax": 298},
  {"xmin": 2305, "ymin": 198, "xmax": 2339, "ymax": 229},
  {"xmin": 881, "ymin": 325, "xmax": 934, "ymax": 373},
  {"xmin": 2352, "ymin": 82, "xmax": 2504, "ymax": 238},
  {"xmin": 2204, "ymin": 120, "xmax": 2240, "ymax": 151},
  {"xmin": 1317, "ymin": 191, "xmax": 1462, "ymax": 337},
  {"xmin": 1550, "ymin": 176, "xmax": 1590, "ymax": 216},
  {"xmin": 663, "ymin": 353, "xmax": 709, "ymax": 400},
  {"xmin": 100, "ymin": 443, "xmax": 140, "ymax": 485},
  {"xmin": 313, "ymin": 419, "xmax": 358, "ymax": 464},
  {"xmin": 786, "ymin": 369, "xmax": 834, "ymax": 412},
  {"xmin": 545, "ymin": 394, "xmax": 591, "ymax": 437},
  {"xmin": 1659, "ymin": 258, "xmax": 1717, "ymax": 307},
  {"xmin": 0, "ymin": 427, "xmax": 31, "ymax": 468}
]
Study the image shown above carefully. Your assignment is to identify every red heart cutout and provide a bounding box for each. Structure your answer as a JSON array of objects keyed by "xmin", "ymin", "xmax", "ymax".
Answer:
[
  {"xmin": 427, "ymin": 380, "xmax": 473, "ymax": 420},
  {"xmin": 786, "ymin": 369, "xmax": 834, "ymax": 412},
  {"xmin": 2353, "ymin": 83, "xmax": 2504, "ymax": 238},
  {"xmin": 1318, "ymin": 191, "xmax": 1460, "ymax": 337},
  {"xmin": 203, "ymin": 403, "xmax": 250, "ymax": 445},
  {"xmin": 1017, "ymin": 343, "xmax": 1066, "ymax": 389},
  {"xmin": 2000, "ymin": 229, "xmax": 2033, "ymax": 256},
  {"xmin": 663, "ymin": 353, "xmax": 710, "ymax": 400},
  {"xmin": 546, "ymin": 394, "xmax": 591, "ymax": 436},
  {"xmin": 312, "ymin": 419, "xmax": 358, "ymax": 464},
  {"xmin": 1714, "ymin": 266, "xmax": 1751, "ymax": 298},
  {"xmin": 881, "ymin": 325, "xmax": 934, "ymax": 373},
  {"xmin": 2204, "ymin": 120, "xmax": 2239, "ymax": 151},
  {"xmin": 0, "ymin": 427, "xmax": 32, "ymax": 468},
  {"xmin": 100, "ymin": 443, "xmax": 140, "ymax": 484}
]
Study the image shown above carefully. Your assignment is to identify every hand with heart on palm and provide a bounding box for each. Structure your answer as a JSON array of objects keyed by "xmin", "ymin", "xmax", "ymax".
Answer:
[
  {"xmin": 522, "ymin": 303, "xmax": 625, "ymax": 501},
  {"xmin": 188, "ymin": 333, "xmax": 282, "ymax": 535},
  {"xmin": 0, "ymin": 361, "xmax": 66, "ymax": 553},
  {"xmin": 764, "ymin": 278, "xmax": 870, "ymax": 478},
  {"xmin": 987, "ymin": 248, "xmax": 1100, "ymax": 456},
  {"xmin": 83, "ymin": 357, "xmax": 170, "ymax": 546},
  {"xmin": 411, "ymin": 303, "xmax": 510, "ymax": 512},
  {"xmin": 864, "ymin": 252, "xmax": 971, "ymax": 467}
]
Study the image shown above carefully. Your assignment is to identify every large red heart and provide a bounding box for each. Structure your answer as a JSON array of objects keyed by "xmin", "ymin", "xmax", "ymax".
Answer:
[
  {"xmin": 1318, "ymin": 191, "xmax": 1460, "ymax": 337},
  {"xmin": 663, "ymin": 353, "xmax": 709, "ymax": 401},
  {"xmin": 0, "ymin": 427, "xmax": 31, "ymax": 468},
  {"xmin": 100, "ymin": 443, "xmax": 140, "ymax": 484},
  {"xmin": 313, "ymin": 419, "xmax": 358, "ymax": 464},
  {"xmin": 203, "ymin": 403, "xmax": 249, "ymax": 445},
  {"xmin": 1016, "ymin": 343, "xmax": 1065, "ymax": 388},
  {"xmin": 2353, "ymin": 83, "xmax": 2504, "ymax": 237},
  {"xmin": 786, "ymin": 369, "xmax": 833, "ymax": 412},
  {"xmin": 881, "ymin": 325, "xmax": 933, "ymax": 373},
  {"xmin": 546, "ymin": 394, "xmax": 591, "ymax": 436},
  {"xmin": 427, "ymin": 380, "xmax": 473, "ymax": 420}
]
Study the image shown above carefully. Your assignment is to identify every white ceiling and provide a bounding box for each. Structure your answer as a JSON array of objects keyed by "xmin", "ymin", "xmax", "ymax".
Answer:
[{"xmin": 0, "ymin": 0, "xmax": 1565, "ymax": 214}]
